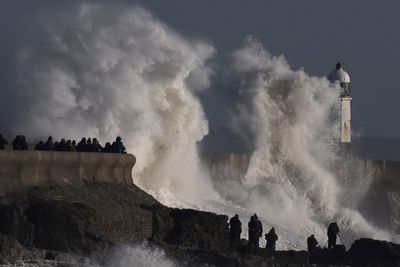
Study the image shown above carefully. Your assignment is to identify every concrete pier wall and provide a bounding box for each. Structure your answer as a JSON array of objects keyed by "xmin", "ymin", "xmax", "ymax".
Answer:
[
  {"xmin": 0, "ymin": 151, "xmax": 136, "ymax": 195},
  {"xmin": 202, "ymin": 152, "xmax": 400, "ymax": 183}
]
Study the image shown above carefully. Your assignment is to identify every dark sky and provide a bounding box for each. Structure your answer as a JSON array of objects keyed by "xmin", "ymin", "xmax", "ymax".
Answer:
[{"xmin": 2, "ymin": 0, "xmax": 400, "ymax": 137}]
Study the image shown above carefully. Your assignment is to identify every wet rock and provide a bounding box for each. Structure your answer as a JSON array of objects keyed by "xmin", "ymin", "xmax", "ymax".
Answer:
[
  {"xmin": 166, "ymin": 209, "xmax": 229, "ymax": 250},
  {"xmin": 1, "ymin": 182, "xmax": 399, "ymax": 266},
  {"xmin": 0, "ymin": 234, "xmax": 24, "ymax": 263},
  {"xmin": 348, "ymin": 238, "xmax": 400, "ymax": 266},
  {"xmin": 0, "ymin": 205, "xmax": 35, "ymax": 246}
]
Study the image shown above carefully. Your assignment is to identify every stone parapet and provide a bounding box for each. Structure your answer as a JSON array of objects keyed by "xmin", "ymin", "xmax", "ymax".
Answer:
[{"xmin": 0, "ymin": 151, "xmax": 135, "ymax": 195}]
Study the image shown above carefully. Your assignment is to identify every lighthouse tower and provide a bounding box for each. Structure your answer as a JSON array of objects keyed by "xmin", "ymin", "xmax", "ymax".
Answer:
[{"xmin": 328, "ymin": 63, "xmax": 352, "ymax": 143}]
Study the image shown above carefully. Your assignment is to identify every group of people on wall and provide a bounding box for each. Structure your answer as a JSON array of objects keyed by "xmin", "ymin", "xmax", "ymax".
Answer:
[
  {"xmin": 229, "ymin": 214, "xmax": 341, "ymax": 253},
  {"xmin": 0, "ymin": 134, "xmax": 127, "ymax": 154}
]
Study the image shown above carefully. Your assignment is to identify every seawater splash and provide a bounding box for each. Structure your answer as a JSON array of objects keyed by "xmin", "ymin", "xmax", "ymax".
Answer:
[
  {"xmin": 207, "ymin": 37, "xmax": 393, "ymax": 248},
  {"xmin": 106, "ymin": 242, "xmax": 178, "ymax": 267},
  {"xmin": 1, "ymin": 3, "xmax": 218, "ymax": 207}
]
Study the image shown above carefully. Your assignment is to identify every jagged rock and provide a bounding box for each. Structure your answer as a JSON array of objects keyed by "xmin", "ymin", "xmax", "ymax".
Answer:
[
  {"xmin": 161, "ymin": 244, "xmax": 309, "ymax": 267},
  {"xmin": 0, "ymin": 234, "xmax": 24, "ymax": 264},
  {"xmin": 309, "ymin": 247, "xmax": 348, "ymax": 265},
  {"xmin": 348, "ymin": 238, "xmax": 400, "ymax": 266},
  {"xmin": 1, "ymin": 182, "xmax": 400, "ymax": 266},
  {"xmin": 0, "ymin": 183, "xmax": 159, "ymax": 257},
  {"xmin": 167, "ymin": 209, "xmax": 229, "ymax": 250},
  {"xmin": 0, "ymin": 183, "xmax": 230, "ymax": 257},
  {"xmin": 0, "ymin": 205, "xmax": 35, "ymax": 246}
]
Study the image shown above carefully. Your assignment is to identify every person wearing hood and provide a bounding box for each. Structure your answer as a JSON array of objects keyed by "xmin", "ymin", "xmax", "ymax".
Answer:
[
  {"xmin": 327, "ymin": 222, "xmax": 340, "ymax": 249},
  {"xmin": 265, "ymin": 227, "xmax": 278, "ymax": 251},
  {"xmin": 229, "ymin": 214, "xmax": 242, "ymax": 250},
  {"xmin": 248, "ymin": 214, "xmax": 263, "ymax": 253},
  {"xmin": 307, "ymin": 234, "xmax": 320, "ymax": 251}
]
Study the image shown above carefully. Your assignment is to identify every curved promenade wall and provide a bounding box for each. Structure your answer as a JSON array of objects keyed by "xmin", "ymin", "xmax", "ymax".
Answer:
[{"xmin": 0, "ymin": 151, "xmax": 136, "ymax": 196}]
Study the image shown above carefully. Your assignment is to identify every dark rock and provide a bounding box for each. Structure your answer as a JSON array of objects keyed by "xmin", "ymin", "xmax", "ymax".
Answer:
[
  {"xmin": 0, "ymin": 183, "xmax": 160, "ymax": 257},
  {"xmin": 0, "ymin": 205, "xmax": 35, "ymax": 246},
  {"xmin": 161, "ymin": 244, "xmax": 309, "ymax": 267},
  {"xmin": 26, "ymin": 200, "xmax": 97, "ymax": 254},
  {"xmin": 309, "ymin": 247, "xmax": 348, "ymax": 265},
  {"xmin": 167, "ymin": 208, "xmax": 229, "ymax": 250},
  {"xmin": 1, "ymin": 182, "xmax": 399, "ymax": 266},
  {"xmin": 348, "ymin": 238, "xmax": 400, "ymax": 266},
  {"xmin": 0, "ymin": 234, "xmax": 24, "ymax": 262},
  {"xmin": 0, "ymin": 183, "xmax": 231, "ymax": 258}
]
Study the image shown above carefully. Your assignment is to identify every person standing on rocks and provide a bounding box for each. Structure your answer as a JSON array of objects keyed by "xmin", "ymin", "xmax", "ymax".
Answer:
[
  {"xmin": 307, "ymin": 234, "xmax": 320, "ymax": 251},
  {"xmin": 327, "ymin": 222, "xmax": 340, "ymax": 249},
  {"xmin": 265, "ymin": 227, "xmax": 278, "ymax": 251},
  {"xmin": 248, "ymin": 214, "xmax": 263, "ymax": 253},
  {"xmin": 229, "ymin": 214, "xmax": 242, "ymax": 250}
]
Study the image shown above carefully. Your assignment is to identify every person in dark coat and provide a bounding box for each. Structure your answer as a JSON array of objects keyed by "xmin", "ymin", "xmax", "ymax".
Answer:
[
  {"xmin": 92, "ymin": 138, "xmax": 102, "ymax": 152},
  {"xmin": 112, "ymin": 136, "xmax": 126, "ymax": 153},
  {"xmin": 102, "ymin": 142, "xmax": 112, "ymax": 152},
  {"xmin": 307, "ymin": 234, "xmax": 319, "ymax": 251},
  {"xmin": 229, "ymin": 214, "xmax": 242, "ymax": 250},
  {"xmin": 265, "ymin": 227, "xmax": 278, "ymax": 251},
  {"xmin": 76, "ymin": 138, "xmax": 87, "ymax": 152},
  {"xmin": 248, "ymin": 214, "xmax": 262, "ymax": 253},
  {"xmin": 65, "ymin": 140, "xmax": 76, "ymax": 152},
  {"xmin": 0, "ymin": 134, "xmax": 8, "ymax": 150},
  {"xmin": 57, "ymin": 139, "xmax": 67, "ymax": 151},
  {"xmin": 327, "ymin": 222, "xmax": 340, "ymax": 249},
  {"xmin": 35, "ymin": 141, "xmax": 44, "ymax": 151},
  {"xmin": 43, "ymin": 136, "xmax": 54, "ymax": 151},
  {"xmin": 13, "ymin": 135, "xmax": 28, "ymax": 150}
]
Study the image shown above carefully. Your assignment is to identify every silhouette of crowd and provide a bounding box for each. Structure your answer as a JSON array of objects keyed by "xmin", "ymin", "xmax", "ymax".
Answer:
[
  {"xmin": 228, "ymin": 213, "xmax": 278, "ymax": 254},
  {"xmin": 0, "ymin": 134, "xmax": 127, "ymax": 154},
  {"xmin": 228, "ymin": 214, "xmax": 343, "ymax": 254}
]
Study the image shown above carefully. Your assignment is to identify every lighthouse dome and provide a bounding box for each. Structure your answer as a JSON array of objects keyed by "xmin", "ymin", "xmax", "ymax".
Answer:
[{"xmin": 328, "ymin": 64, "xmax": 351, "ymax": 84}]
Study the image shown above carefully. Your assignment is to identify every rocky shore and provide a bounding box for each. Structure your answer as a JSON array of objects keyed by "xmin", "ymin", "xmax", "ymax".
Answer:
[{"xmin": 0, "ymin": 182, "xmax": 399, "ymax": 266}]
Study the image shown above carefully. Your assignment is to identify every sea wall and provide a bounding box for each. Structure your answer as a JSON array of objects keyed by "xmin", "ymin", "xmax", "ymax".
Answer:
[
  {"xmin": 202, "ymin": 152, "xmax": 400, "ymax": 183},
  {"xmin": 0, "ymin": 151, "xmax": 136, "ymax": 196}
]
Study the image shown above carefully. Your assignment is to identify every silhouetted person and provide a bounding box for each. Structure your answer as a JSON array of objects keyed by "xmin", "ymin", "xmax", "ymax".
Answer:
[
  {"xmin": 65, "ymin": 140, "xmax": 76, "ymax": 152},
  {"xmin": 92, "ymin": 138, "xmax": 102, "ymax": 152},
  {"xmin": 57, "ymin": 138, "xmax": 67, "ymax": 151},
  {"xmin": 35, "ymin": 141, "xmax": 44, "ymax": 151},
  {"xmin": 307, "ymin": 234, "xmax": 319, "ymax": 251},
  {"xmin": 12, "ymin": 135, "xmax": 28, "ymax": 150},
  {"xmin": 248, "ymin": 214, "xmax": 262, "ymax": 254},
  {"xmin": 327, "ymin": 222, "xmax": 340, "ymax": 249},
  {"xmin": 43, "ymin": 136, "xmax": 54, "ymax": 151},
  {"xmin": 112, "ymin": 136, "xmax": 126, "ymax": 153},
  {"xmin": 102, "ymin": 142, "xmax": 112, "ymax": 153},
  {"xmin": 0, "ymin": 134, "xmax": 8, "ymax": 150},
  {"xmin": 265, "ymin": 227, "xmax": 278, "ymax": 251},
  {"xmin": 76, "ymin": 138, "xmax": 87, "ymax": 152},
  {"xmin": 229, "ymin": 214, "xmax": 242, "ymax": 250}
]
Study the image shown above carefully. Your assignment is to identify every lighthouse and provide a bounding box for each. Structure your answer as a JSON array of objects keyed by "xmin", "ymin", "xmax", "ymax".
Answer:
[{"xmin": 328, "ymin": 63, "xmax": 352, "ymax": 143}]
